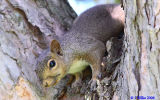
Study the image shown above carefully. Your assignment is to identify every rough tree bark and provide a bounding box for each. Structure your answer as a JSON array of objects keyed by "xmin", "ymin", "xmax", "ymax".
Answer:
[
  {"xmin": 0, "ymin": 0, "xmax": 76, "ymax": 100},
  {"xmin": 112, "ymin": 0, "xmax": 160, "ymax": 100},
  {"xmin": 0, "ymin": 0, "xmax": 159, "ymax": 100}
]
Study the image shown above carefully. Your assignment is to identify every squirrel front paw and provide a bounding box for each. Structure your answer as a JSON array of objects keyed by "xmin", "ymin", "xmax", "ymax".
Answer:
[
  {"xmin": 71, "ymin": 79, "xmax": 82, "ymax": 88},
  {"xmin": 88, "ymin": 79, "xmax": 98, "ymax": 91},
  {"xmin": 71, "ymin": 79, "xmax": 82, "ymax": 93}
]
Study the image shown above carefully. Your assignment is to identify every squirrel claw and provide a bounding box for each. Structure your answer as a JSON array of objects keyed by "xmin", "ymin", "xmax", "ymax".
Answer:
[
  {"xmin": 89, "ymin": 79, "xmax": 97, "ymax": 91},
  {"xmin": 98, "ymin": 73, "xmax": 102, "ymax": 79},
  {"xmin": 71, "ymin": 79, "xmax": 82, "ymax": 88}
]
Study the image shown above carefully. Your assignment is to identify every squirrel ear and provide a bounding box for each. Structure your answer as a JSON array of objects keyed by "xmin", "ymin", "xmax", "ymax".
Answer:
[{"xmin": 50, "ymin": 40, "xmax": 63, "ymax": 55}]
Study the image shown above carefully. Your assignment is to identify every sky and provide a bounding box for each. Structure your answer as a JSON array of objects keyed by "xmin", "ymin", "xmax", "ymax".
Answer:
[{"xmin": 68, "ymin": 0, "xmax": 116, "ymax": 15}]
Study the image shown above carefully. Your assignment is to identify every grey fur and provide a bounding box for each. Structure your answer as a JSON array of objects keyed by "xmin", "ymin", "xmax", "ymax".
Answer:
[{"xmin": 60, "ymin": 4, "xmax": 124, "ymax": 65}]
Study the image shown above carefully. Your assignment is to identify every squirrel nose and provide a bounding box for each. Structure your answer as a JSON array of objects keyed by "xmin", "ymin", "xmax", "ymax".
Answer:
[
  {"xmin": 45, "ymin": 83, "xmax": 48, "ymax": 87},
  {"xmin": 44, "ymin": 82, "xmax": 48, "ymax": 87},
  {"xmin": 42, "ymin": 78, "xmax": 56, "ymax": 87},
  {"xmin": 43, "ymin": 81, "xmax": 49, "ymax": 87}
]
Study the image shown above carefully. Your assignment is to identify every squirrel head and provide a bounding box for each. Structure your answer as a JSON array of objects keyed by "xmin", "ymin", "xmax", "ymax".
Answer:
[{"xmin": 36, "ymin": 40, "xmax": 67, "ymax": 87}]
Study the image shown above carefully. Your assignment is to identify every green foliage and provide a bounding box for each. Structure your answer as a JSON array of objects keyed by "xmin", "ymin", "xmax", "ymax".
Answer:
[{"xmin": 115, "ymin": 0, "xmax": 120, "ymax": 3}]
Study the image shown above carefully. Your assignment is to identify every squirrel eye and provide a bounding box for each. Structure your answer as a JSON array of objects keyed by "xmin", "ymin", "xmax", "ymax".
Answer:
[{"xmin": 49, "ymin": 60, "xmax": 56, "ymax": 69}]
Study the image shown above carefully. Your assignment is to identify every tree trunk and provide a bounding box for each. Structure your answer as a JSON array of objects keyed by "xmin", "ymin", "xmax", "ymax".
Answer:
[
  {"xmin": 113, "ymin": 0, "xmax": 160, "ymax": 100},
  {"xmin": 0, "ymin": 0, "xmax": 76, "ymax": 100},
  {"xmin": 0, "ymin": 0, "xmax": 159, "ymax": 100}
]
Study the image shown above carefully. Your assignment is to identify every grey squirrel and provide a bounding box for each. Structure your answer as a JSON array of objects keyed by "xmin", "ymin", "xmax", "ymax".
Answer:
[{"xmin": 36, "ymin": 4, "xmax": 125, "ymax": 91}]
